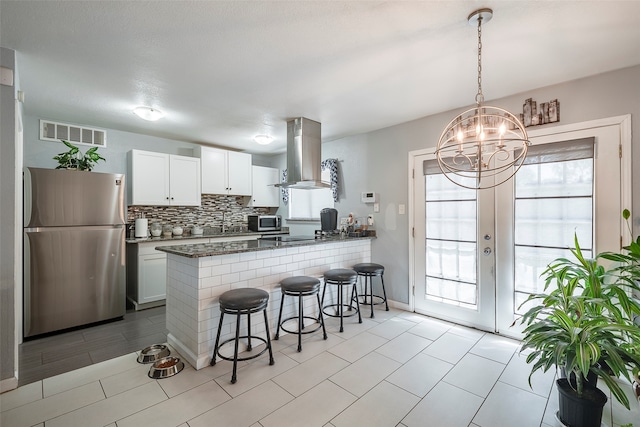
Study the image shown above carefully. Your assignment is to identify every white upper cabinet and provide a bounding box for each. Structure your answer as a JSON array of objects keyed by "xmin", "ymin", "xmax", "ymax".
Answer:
[
  {"xmin": 250, "ymin": 165, "xmax": 280, "ymax": 207},
  {"xmin": 197, "ymin": 146, "xmax": 252, "ymax": 195},
  {"xmin": 169, "ymin": 155, "xmax": 201, "ymax": 205},
  {"xmin": 129, "ymin": 149, "xmax": 201, "ymax": 206}
]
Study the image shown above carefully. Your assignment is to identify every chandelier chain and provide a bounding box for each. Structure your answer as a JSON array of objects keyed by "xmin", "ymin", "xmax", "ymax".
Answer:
[{"xmin": 476, "ymin": 14, "xmax": 484, "ymax": 104}]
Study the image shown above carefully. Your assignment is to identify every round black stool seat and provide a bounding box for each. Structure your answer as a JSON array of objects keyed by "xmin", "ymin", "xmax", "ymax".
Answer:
[
  {"xmin": 352, "ymin": 263, "xmax": 389, "ymax": 318},
  {"xmin": 280, "ymin": 276, "xmax": 321, "ymax": 294},
  {"xmin": 219, "ymin": 288, "xmax": 269, "ymax": 312},
  {"xmin": 324, "ymin": 268, "xmax": 358, "ymax": 282},
  {"xmin": 353, "ymin": 263, "xmax": 385, "ymax": 275},
  {"xmin": 211, "ymin": 288, "xmax": 274, "ymax": 384},
  {"xmin": 275, "ymin": 276, "xmax": 327, "ymax": 352},
  {"xmin": 322, "ymin": 268, "xmax": 362, "ymax": 332}
]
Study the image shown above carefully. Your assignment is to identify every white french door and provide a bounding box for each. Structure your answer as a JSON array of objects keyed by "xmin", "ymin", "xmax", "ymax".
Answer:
[
  {"xmin": 413, "ymin": 156, "xmax": 496, "ymax": 330},
  {"xmin": 411, "ymin": 117, "xmax": 629, "ymax": 338}
]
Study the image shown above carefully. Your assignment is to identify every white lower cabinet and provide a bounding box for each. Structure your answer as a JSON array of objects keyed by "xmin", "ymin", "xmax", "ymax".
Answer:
[
  {"xmin": 126, "ymin": 235, "xmax": 259, "ymax": 310},
  {"xmin": 137, "ymin": 253, "xmax": 168, "ymax": 305}
]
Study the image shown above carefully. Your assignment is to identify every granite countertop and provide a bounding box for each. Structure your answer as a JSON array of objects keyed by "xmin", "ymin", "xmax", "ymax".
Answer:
[
  {"xmin": 125, "ymin": 229, "xmax": 288, "ymax": 244},
  {"xmin": 155, "ymin": 235, "xmax": 376, "ymax": 258}
]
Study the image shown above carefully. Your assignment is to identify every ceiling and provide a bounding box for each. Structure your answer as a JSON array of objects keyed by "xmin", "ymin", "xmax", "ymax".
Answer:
[{"xmin": 2, "ymin": 1, "xmax": 639, "ymax": 155}]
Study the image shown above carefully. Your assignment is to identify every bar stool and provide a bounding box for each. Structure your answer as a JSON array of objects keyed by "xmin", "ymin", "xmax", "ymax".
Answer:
[
  {"xmin": 274, "ymin": 276, "xmax": 327, "ymax": 352},
  {"xmin": 210, "ymin": 288, "xmax": 275, "ymax": 384},
  {"xmin": 352, "ymin": 263, "xmax": 389, "ymax": 318},
  {"xmin": 321, "ymin": 268, "xmax": 362, "ymax": 332}
]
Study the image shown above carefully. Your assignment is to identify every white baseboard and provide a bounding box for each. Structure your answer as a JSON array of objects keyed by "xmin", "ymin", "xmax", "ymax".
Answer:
[
  {"xmin": 387, "ymin": 299, "xmax": 411, "ymax": 312},
  {"xmin": 0, "ymin": 375, "xmax": 18, "ymax": 394}
]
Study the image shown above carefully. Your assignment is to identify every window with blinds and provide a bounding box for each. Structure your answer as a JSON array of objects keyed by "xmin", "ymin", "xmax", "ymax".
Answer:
[{"xmin": 513, "ymin": 137, "xmax": 595, "ymax": 312}]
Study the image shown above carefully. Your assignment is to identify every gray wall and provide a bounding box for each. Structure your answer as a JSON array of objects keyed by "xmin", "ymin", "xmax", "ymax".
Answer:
[
  {"xmin": 278, "ymin": 65, "xmax": 640, "ymax": 304},
  {"xmin": 1, "ymin": 47, "xmax": 18, "ymax": 385}
]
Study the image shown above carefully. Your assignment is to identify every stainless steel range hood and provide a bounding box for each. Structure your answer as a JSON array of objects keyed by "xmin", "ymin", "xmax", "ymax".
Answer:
[{"xmin": 274, "ymin": 117, "xmax": 330, "ymax": 189}]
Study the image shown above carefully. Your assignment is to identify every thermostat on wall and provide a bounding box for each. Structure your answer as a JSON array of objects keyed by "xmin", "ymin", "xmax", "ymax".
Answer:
[{"xmin": 361, "ymin": 192, "xmax": 378, "ymax": 203}]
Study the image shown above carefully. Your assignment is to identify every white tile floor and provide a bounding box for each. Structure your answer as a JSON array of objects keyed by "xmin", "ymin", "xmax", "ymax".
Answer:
[{"xmin": 2, "ymin": 308, "xmax": 639, "ymax": 427}]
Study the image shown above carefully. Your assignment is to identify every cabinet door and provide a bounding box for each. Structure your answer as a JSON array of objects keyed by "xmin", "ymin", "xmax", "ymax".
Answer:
[
  {"xmin": 169, "ymin": 155, "xmax": 201, "ymax": 206},
  {"xmin": 130, "ymin": 150, "xmax": 170, "ymax": 205},
  {"xmin": 200, "ymin": 146, "xmax": 228, "ymax": 194},
  {"xmin": 227, "ymin": 151, "xmax": 252, "ymax": 195},
  {"xmin": 250, "ymin": 166, "xmax": 280, "ymax": 207},
  {"xmin": 138, "ymin": 253, "xmax": 167, "ymax": 304}
]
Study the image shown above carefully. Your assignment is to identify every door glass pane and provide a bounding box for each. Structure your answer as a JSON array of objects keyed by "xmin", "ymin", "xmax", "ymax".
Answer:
[
  {"xmin": 426, "ymin": 174, "xmax": 476, "ymax": 201},
  {"xmin": 426, "ymin": 201, "xmax": 476, "ymax": 241},
  {"xmin": 513, "ymin": 156, "xmax": 594, "ymax": 314},
  {"xmin": 514, "ymin": 197, "xmax": 592, "ymax": 248},
  {"xmin": 426, "ymin": 240, "xmax": 476, "ymax": 282},
  {"xmin": 425, "ymin": 174, "xmax": 478, "ymax": 309},
  {"xmin": 516, "ymin": 159, "xmax": 593, "ymax": 198},
  {"xmin": 426, "ymin": 277, "xmax": 477, "ymax": 306}
]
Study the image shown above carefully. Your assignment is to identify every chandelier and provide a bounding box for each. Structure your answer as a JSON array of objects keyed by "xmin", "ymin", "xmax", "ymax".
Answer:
[{"xmin": 435, "ymin": 9, "xmax": 529, "ymax": 190}]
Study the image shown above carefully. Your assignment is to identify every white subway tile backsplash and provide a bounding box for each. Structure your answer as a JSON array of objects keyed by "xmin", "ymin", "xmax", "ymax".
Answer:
[
  {"xmin": 230, "ymin": 262, "xmax": 249, "ymax": 273},
  {"xmin": 211, "ymin": 264, "xmax": 231, "ymax": 277}
]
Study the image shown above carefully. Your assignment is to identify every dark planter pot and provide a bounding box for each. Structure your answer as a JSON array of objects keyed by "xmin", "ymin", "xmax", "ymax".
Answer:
[{"xmin": 556, "ymin": 378, "xmax": 607, "ymax": 427}]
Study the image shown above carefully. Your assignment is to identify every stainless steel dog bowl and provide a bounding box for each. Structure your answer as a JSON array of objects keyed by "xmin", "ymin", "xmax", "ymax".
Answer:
[
  {"xmin": 148, "ymin": 356, "xmax": 184, "ymax": 379},
  {"xmin": 137, "ymin": 344, "xmax": 170, "ymax": 364}
]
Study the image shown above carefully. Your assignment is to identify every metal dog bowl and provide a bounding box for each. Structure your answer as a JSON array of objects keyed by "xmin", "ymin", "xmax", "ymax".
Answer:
[
  {"xmin": 137, "ymin": 344, "xmax": 170, "ymax": 364},
  {"xmin": 148, "ymin": 356, "xmax": 184, "ymax": 379}
]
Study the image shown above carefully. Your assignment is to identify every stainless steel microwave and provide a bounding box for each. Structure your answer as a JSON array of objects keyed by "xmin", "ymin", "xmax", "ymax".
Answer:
[{"xmin": 248, "ymin": 215, "xmax": 281, "ymax": 232}]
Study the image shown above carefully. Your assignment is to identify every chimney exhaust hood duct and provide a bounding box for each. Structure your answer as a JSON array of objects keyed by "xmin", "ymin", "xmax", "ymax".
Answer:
[{"xmin": 275, "ymin": 117, "xmax": 330, "ymax": 189}]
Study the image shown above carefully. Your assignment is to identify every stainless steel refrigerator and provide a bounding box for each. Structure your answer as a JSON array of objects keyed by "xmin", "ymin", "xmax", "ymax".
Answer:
[{"xmin": 23, "ymin": 167, "xmax": 126, "ymax": 338}]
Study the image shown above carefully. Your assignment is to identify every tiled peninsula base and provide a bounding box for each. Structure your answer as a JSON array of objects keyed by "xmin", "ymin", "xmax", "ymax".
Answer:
[{"xmin": 165, "ymin": 239, "xmax": 372, "ymax": 369}]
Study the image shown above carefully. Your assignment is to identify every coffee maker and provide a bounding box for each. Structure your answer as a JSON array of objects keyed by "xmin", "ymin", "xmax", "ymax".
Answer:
[{"xmin": 319, "ymin": 208, "xmax": 338, "ymax": 235}]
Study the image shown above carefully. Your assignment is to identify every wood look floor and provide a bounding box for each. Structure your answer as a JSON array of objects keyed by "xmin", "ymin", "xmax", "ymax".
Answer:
[{"xmin": 18, "ymin": 306, "xmax": 167, "ymax": 387}]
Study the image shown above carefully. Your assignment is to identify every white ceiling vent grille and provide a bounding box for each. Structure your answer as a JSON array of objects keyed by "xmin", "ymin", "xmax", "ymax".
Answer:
[{"xmin": 40, "ymin": 119, "xmax": 107, "ymax": 147}]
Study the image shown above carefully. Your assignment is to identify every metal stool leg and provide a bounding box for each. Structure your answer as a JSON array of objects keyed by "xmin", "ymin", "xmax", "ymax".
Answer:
[
  {"xmin": 231, "ymin": 312, "xmax": 241, "ymax": 384},
  {"xmin": 246, "ymin": 311, "xmax": 252, "ymax": 351},
  {"xmin": 380, "ymin": 273, "xmax": 389, "ymax": 311},
  {"xmin": 263, "ymin": 308, "xmax": 275, "ymax": 365},
  {"xmin": 367, "ymin": 275, "xmax": 374, "ymax": 318},
  {"xmin": 210, "ymin": 311, "xmax": 225, "ymax": 366},
  {"xmin": 338, "ymin": 283, "xmax": 344, "ymax": 333},
  {"xmin": 352, "ymin": 282, "xmax": 362, "ymax": 324},
  {"xmin": 274, "ymin": 292, "xmax": 285, "ymax": 340},
  {"xmin": 317, "ymin": 293, "xmax": 327, "ymax": 339},
  {"xmin": 297, "ymin": 293, "xmax": 303, "ymax": 352}
]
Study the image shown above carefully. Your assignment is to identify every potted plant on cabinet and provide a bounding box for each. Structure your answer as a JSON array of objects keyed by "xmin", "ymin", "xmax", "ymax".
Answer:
[
  {"xmin": 53, "ymin": 140, "xmax": 105, "ymax": 171},
  {"xmin": 519, "ymin": 235, "xmax": 640, "ymax": 427}
]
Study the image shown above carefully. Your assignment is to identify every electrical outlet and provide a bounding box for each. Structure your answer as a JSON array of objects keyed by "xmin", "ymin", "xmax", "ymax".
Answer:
[
  {"xmin": 340, "ymin": 217, "xmax": 349, "ymax": 225},
  {"xmin": 243, "ymin": 215, "xmax": 247, "ymax": 221}
]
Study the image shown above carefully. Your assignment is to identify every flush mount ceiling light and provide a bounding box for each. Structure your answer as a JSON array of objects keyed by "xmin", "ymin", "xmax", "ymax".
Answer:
[
  {"xmin": 253, "ymin": 134, "xmax": 274, "ymax": 145},
  {"xmin": 435, "ymin": 8, "xmax": 529, "ymax": 190},
  {"xmin": 133, "ymin": 106, "xmax": 165, "ymax": 121}
]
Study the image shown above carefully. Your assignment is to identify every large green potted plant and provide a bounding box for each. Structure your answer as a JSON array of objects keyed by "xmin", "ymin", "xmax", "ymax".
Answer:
[
  {"xmin": 53, "ymin": 140, "xmax": 105, "ymax": 171},
  {"xmin": 519, "ymin": 235, "xmax": 640, "ymax": 427}
]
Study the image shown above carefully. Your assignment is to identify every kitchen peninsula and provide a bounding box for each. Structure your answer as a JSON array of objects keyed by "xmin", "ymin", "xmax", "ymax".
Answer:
[{"xmin": 156, "ymin": 235, "xmax": 374, "ymax": 370}]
